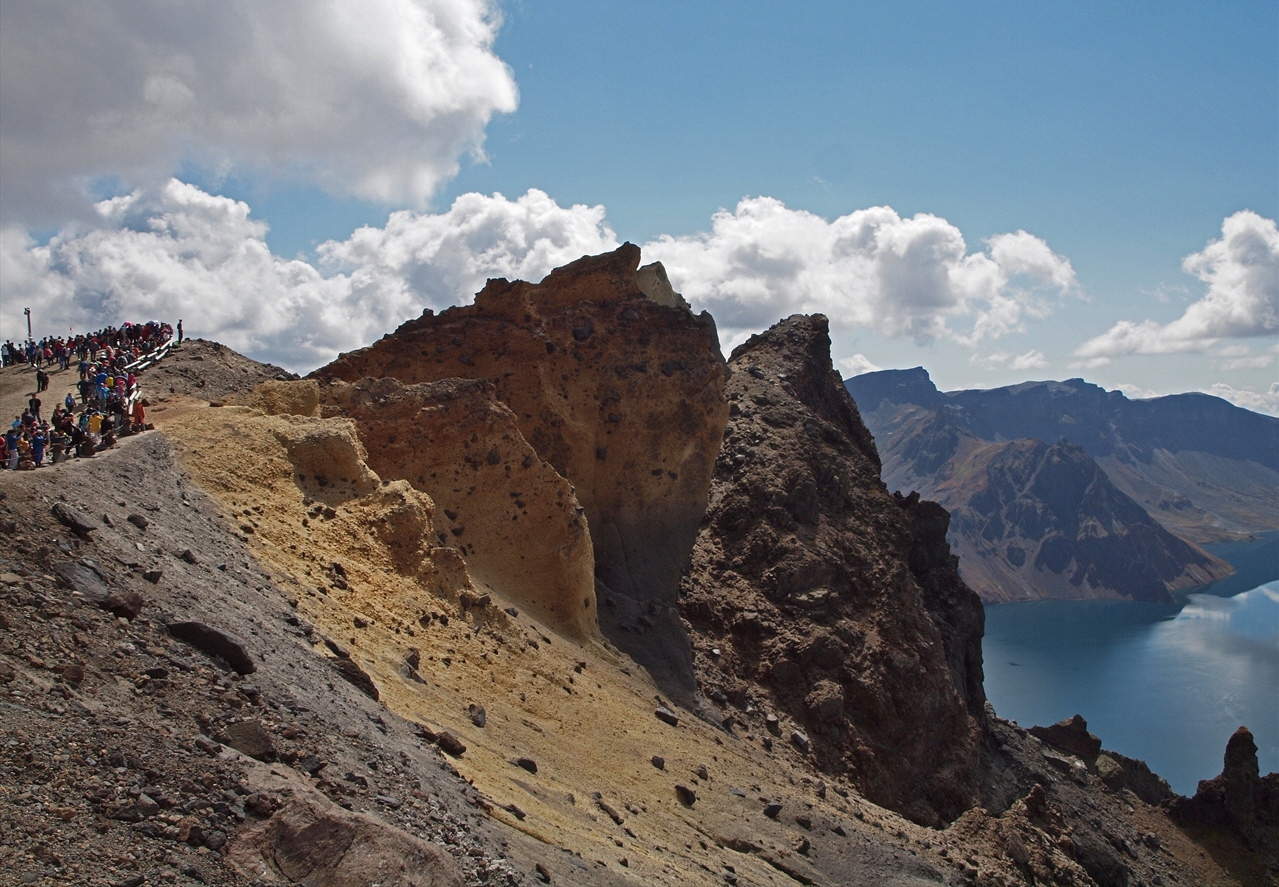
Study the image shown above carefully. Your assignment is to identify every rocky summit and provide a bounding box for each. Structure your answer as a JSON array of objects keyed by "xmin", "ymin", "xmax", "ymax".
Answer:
[
  {"xmin": 1, "ymin": 248, "xmax": 1275, "ymax": 887},
  {"xmin": 681, "ymin": 315, "xmax": 984, "ymax": 827},
  {"xmin": 316, "ymin": 243, "xmax": 729, "ymax": 709}
]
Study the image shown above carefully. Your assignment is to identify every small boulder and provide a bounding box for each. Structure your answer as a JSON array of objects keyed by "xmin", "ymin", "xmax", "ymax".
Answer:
[
  {"xmin": 104, "ymin": 591, "xmax": 143, "ymax": 621},
  {"xmin": 52, "ymin": 503, "xmax": 97, "ymax": 537},
  {"xmin": 222, "ymin": 720, "xmax": 277, "ymax": 762},
  {"xmin": 1030, "ymin": 714, "xmax": 1101, "ymax": 760},
  {"xmin": 436, "ymin": 731, "xmax": 466, "ymax": 757},
  {"xmin": 468, "ymin": 704, "xmax": 487, "ymax": 727},
  {"xmin": 675, "ymin": 784, "xmax": 696, "ymax": 806},
  {"xmin": 167, "ymin": 621, "xmax": 256, "ymax": 675},
  {"xmin": 651, "ymin": 756, "xmax": 665, "ymax": 770},
  {"xmin": 331, "ymin": 657, "xmax": 379, "ymax": 700},
  {"xmin": 245, "ymin": 793, "xmax": 281, "ymax": 818},
  {"xmin": 126, "ymin": 513, "xmax": 149, "ymax": 531},
  {"xmin": 53, "ymin": 560, "xmax": 110, "ymax": 604},
  {"xmin": 515, "ymin": 757, "xmax": 539, "ymax": 774},
  {"xmin": 655, "ymin": 706, "xmax": 679, "ymax": 727}
]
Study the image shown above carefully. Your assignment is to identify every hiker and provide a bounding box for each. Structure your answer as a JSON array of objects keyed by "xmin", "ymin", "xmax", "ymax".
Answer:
[{"xmin": 30, "ymin": 428, "xmax": 46, "ymax": 466}]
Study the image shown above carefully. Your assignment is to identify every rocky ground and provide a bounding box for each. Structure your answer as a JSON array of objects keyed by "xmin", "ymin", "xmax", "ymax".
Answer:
[
  {"xmin": 0, "ymin": 431, "xmax": 521, "ymax": 887},
  {"xmin": 0, "ymin": 263, "xmax": 1275, "ymax": 886}
]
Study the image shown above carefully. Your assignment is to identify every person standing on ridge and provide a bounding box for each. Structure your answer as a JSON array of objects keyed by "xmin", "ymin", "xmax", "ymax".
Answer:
[{"xmin": 177, "ymin": 319, "xmax": 183, "ymax": 344}]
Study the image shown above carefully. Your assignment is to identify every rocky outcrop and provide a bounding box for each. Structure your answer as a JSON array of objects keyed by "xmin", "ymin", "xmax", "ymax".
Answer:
[
  {"xmin": 681, "ymin": 315, "xmax": 983, "ymax": 826},
  {"xmin": 893, "ymin": 491, "xmax": 986, "ymax": 719},
  {"xmin": 316, "ymin": 244, "xmax": 729, "ymax": 705},
  {"xmin": 1031, "ymin": 714, "xmax": 1102, "ymax": 760},
  {"xmin": 318, "ymin": 376, "xmax": 598, "ymax": 639},
  {"xmin": 229, "ymin": 793, "xmax": 465, "ymax": 886},
  {"xmin": 845, "ymin": 377, "xmax": 1234, "ymax": 602},
  {"xmin": 1170, "ymin": 726, "xmax": 1279, "ymax": 846}
]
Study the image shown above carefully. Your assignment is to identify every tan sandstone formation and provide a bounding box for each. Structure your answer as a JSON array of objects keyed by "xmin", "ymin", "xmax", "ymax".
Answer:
[
  {"xmin": 320, "ymin": 377, "xmax": 598, "ymax": 639},
  {"xmin": 316, "ymin": 244, "xmax": 730, "ymax": 705},
  {"xmin": 240, "ymin": 376, "xmax": 599, "ymax": 639},
  {"xmin": 681, "ymin": 315, "xmax": 984, "ymax": 827}
]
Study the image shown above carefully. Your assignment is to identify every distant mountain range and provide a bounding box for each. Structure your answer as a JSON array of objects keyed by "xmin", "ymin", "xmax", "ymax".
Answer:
[{"xmin": 845, "ymin": 369, "xmax": 1279, "ymax": 603}]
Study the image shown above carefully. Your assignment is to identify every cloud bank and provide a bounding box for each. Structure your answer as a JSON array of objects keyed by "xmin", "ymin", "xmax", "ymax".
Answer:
[
  {"xmin": 0, "ymin": 0, "xmax": 517, "ymax": 224},
  {"xmin": 0, "ymin": 184, "xmax": 617, "ymax": 370},
  {"xmin": 643, "ymin": 198, "xmax": 1076, "ymax": 347},
  {"xmin": 971, "ymin": 349, "xmax": 1049, "ymax": 372},
  {"xmin": 2, "ymin": 186, "xmax": 1081, "ymax": 373},
  {"xmin": 1075, "ymin": 211, "xmax": 1279, "ymax": 362}
]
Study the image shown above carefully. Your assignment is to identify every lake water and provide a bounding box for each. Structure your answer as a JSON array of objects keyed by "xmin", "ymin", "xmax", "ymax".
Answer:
[{"xmin": 982, "ymin": 533, "xmax": 1279, "ymax": 797}]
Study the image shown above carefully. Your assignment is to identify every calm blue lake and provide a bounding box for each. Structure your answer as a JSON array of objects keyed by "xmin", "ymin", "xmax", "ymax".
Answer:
[{"xmin": 982, "ymin": 533, "xmax": 1279, "ymax": 797}]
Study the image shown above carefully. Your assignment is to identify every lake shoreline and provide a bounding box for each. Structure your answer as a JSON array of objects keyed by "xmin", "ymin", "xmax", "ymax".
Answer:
[{"xmin": 981, "ymin": 532, "xmax": 1279, "ymax": 796}]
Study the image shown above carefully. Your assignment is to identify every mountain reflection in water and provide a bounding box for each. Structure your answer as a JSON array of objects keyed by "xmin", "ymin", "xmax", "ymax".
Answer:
[{"xmin": 983, "ymin": 570, "xmax": 1279, "ymax": 797}]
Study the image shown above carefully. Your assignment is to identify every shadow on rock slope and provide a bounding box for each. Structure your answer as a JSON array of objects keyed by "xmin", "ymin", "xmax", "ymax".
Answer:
[{"xmin": 680, "ymin": 314, "xmax": 985, "ymax": 827}]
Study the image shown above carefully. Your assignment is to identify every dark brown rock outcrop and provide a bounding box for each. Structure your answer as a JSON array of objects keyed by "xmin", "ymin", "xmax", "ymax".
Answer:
[
  {"xmin": 1170, "ymin": 726, "xmax": 1279, "ymax": 846},
  {"xmin": 316, "ymin": 244, "xmax": 729, "ymax": 706},
  {"xmin": 681, "ymin": 314, "xmax": 983, "ymax": 826},
  {"xmin": 1031, "ymin": 713, "xmax": 1102, "ymax": 760}
]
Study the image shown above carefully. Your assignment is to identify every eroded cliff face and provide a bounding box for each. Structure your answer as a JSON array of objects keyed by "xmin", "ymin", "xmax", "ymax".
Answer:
[
  {"xmin": 681, "ymin": 315, "xmax": 984, "ymax": 827},
  {"xmin": 315, "ymin": 244, "xmax": 730, "ymax": 705},
  {"xmin": 242, "ymin": 376, "xmax": 599, "ymax": 639}
]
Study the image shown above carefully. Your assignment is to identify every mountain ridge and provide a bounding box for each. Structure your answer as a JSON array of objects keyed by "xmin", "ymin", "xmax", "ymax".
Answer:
[{"xmin": 849, "ymin": 368, "xmax": 1279, "ymax": 545}]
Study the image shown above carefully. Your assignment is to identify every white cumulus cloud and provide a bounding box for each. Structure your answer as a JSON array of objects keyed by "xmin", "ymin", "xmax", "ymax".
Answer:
[
  {"xmin": 971, "ymin": 349, "xmax": 1049, "ymax": 371},
  {"xmin": 838, "ymin": 353, "xmax": 883, "ymax": 378},
  {"xmin": 1076, "ymin": 211, "xmax": 1279, "ymax": 359},
  {"xmin": 642, "ymin": 198, "xmax": 1075, "ymax": 347},
  {"xmin": 1, "ymin": 186, "xmax": 1081, "ymax": 375},
  {"xmin": 0, "ymin": 183, "xmax": 616, "ymax": 372},
  {"xmin": 1111, "ymin": 383, "xmax": 1160, "ymax": 401},
  {"xmin": 1204, "ymin": 382, "xmax": 1279, "ymax": 417},
  {"xmin": 0, "ymin": 0, "xmax": 518, "ymax": 225}
]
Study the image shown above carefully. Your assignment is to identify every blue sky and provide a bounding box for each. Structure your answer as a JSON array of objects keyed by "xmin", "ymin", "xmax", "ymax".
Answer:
[{"xmin": 2, "ymin": 1, "xmax": 1276, "ymax": 410}]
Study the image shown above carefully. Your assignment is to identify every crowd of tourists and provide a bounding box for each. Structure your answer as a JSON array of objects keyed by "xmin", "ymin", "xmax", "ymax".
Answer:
[
  {"xmin": 1, "ymin": 320, "xmax": 176, "ymax": 470},
  {"xmin": 1, "ymin": 319, "xmax": 177, "ymax": 369}
]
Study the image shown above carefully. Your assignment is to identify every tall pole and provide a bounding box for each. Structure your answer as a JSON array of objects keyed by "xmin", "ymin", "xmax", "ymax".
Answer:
[{"xmin": 24, "ymin": 307, "xmax": 32, "ymax": 341}]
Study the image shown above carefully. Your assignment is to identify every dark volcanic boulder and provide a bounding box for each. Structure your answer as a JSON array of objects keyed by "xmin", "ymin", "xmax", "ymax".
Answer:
[
  {"xmin": 681, "ymin": 314, "xmax": 983, "ymax": 826},
  {"xmin": 168, "ymin": 621, "xmax": 257, "ymax": 675}
]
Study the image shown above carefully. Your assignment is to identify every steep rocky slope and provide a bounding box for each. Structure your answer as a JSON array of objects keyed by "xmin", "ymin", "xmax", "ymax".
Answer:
[
  {"xmin": 848, "ymin": 368, "xmax": 1279, "ymax": 545},
  {"xmin": 846, "ymin": 370, "xmax": 1237, "ymax": 602},
  {"xmin": 2, "ymin": 252, "xmax": 1276, "ymax": 886},
  {"xmin": 680, "ymin": 315, "xmax": 985, "ymax": 827},
  {"xmin": 315, "ymin": 244, "xmax": 729, "ymax": 708}
]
